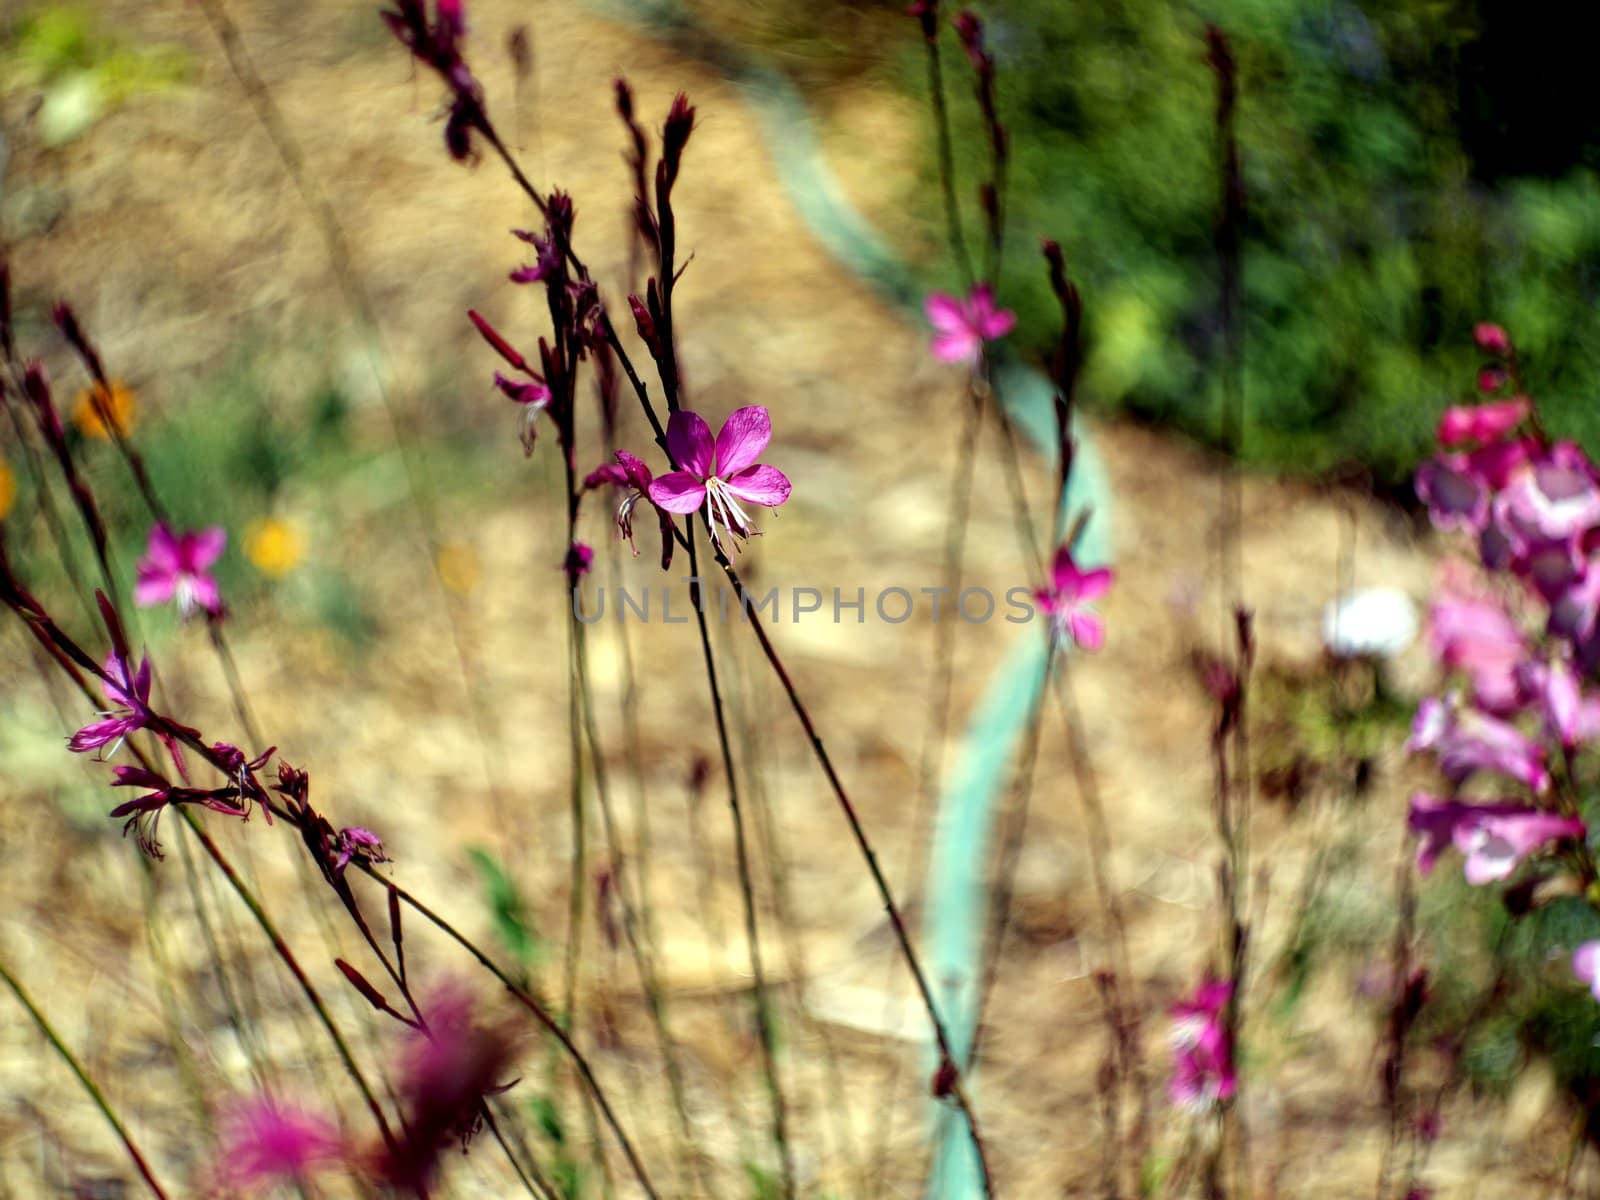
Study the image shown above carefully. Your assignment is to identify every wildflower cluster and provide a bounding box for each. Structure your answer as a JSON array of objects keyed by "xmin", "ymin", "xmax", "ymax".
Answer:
[
  {"xmin": 1409, "ymin": 324, "xmax": 1600, "ymax": 997},
  {"xmin": 1167, "ymin": 977, "xmax": 1235, "ymax": 1112}
]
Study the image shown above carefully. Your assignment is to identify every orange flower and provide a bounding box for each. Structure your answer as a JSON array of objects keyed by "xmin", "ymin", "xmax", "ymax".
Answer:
[{"xmin": 72, "ymin": 381, "xmax": 137, "ymax": 439}]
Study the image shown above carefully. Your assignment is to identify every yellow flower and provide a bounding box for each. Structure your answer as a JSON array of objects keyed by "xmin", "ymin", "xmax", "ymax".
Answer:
[
  {"xmin": 0, "ymin": 461, "xmax": 15, "ymax": 520},
  {"xmin": 71, "ymin": 380, "xmax": 137, "ymax": 439},
  {"xmin": 243, "ymin": 518, "xmax": 305, "ymax": 577},
  {"xmin": 437, "ymin": 542, "xmax": 480, "ymax": 595}
]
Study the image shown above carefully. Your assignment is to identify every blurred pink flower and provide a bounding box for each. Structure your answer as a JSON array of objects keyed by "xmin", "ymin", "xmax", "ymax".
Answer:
[
  {"xmin": 1408, "ymin": 694, "xmax": 1549, "ymax": 793},
  {"xmin": 1167, "ymin": 976, "xmax": 1234, "ymax": 1112},
  {"xmin": 1427, "ymin": 569, "xmax": 1526, "ymax": 712},
  {"xmin": 924, "ymin": 284, "xmax": 1015, "ymax": 365},
  {"xmin": 1574, "ymin": 941, "xmax": 1600, "ymax": 1002},
  {"xmin": 1034, "ymin": 546, "xmax": 1114, "ymax": 651},
  {"xmin": 332, "ymin": 827, "xmax": 388, "ymax": 876},
  {"xmin": 1494, "ymin": 441, "xmax": 1600, "ymax": 545},
  {"xmin": 1474, "ymin": 322, "xmax": 1511, "ymax": 356},
  {"xmin": 648, "ymin": 407, "xmax": 791, "ymax": 549},
  {"xmin": 378, "ymin": 980, "xmax": 516, "ymax": 1192},
  {"xmin": 1437, "ymin": 399, "xmax": 1529, "ymax": 447},
  {"xmin": 68, "ymin": 652, "xmax": 152, "ymax": 756},
  {"xmin": 135, "ymin": 522, "xmax": 225, "ymax": 618},
  {"xmin": 217, "ymin": 1096, "xmax": 345, "ymax": 1193},
  {"xmin": 1407, "ymin": 793, "xmax": 1584, "ymax": 884}
]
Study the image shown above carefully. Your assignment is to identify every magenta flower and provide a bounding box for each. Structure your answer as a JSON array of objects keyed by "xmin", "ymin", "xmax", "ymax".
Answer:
[
  {"xmin": 1437, "ymin": 399, "xmax": 1529, "ymax": 447},
  {"xmin": 1408, "ymin": 694, "xmax": 1549, "ymax": 793},
  {"xmin": 1574, "ymin": 942, "xmax": 1600, "ymax": 1002},
  {"xmin": 647, "ymin": 407, "xmax": 791, "ymax": 549},
  {"xmin": 588, "ymin": 450, "xmax": 676, "ymax": 568},
  {"xmin": 68, "ymin": 652, "xmax": 152, "ymax": 756},
  {"xmin": 493, "ymin": 371, "xmax": 553, "ymax": 456},
  {"xmin": 1034, "ymin": 546, "xmax": 1114, "ymax": 651},
  {"xmin": 216, "ymin": 1096, "xmax": 345, "ymax": 1194},
  {"xmin": 1494, "ymin": 441, "xmax": 1600, "ymax": 545},
  {"xmin": 1475, "ymin": 322, "xmax": 1512, "ymax": 356},
  {"xmin": 378, "ymin": 979, "xmax": 516, "ymax": 1191},
  {"xmin": 1528, "ymin": 657, "xmax": 1600, "ymax": 749},
  {"xmin": 924, "ymin": 284, "xmax": 1015, "ymax": 365},
  {"xmin": 1408, "ymin": 793, "xmax": 1584, "ymax": 884},
  {"xmin": 563, "ymin": 541, "xmax": 594, "ymax": 586},
  {"xmin": 134, "ymin": 522, "xmax": 225, "ymax": 618},
  {"xmin": 332, "ymin": 827, "xmax": 388, "ymax": 876},
  {"xmin": 1427, "ymin": 570, "xmax": 1526, "ymax": 712},
  {"xmin": 1416, "ymin": 454, "xmax": 1491, "ymax": 533},
  {"xmin": 1167, "ymin": 976, "xmax": 1235, "ymax": 1112}
]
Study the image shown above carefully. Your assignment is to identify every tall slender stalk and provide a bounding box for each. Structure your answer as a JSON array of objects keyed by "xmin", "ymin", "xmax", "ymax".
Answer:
[{"xmin": 0, "ymin": 959, "xmax": 172, "ymax": 1199}]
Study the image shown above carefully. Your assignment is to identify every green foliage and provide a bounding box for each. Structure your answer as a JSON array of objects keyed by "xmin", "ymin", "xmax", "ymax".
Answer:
[
  {"xmin": 467, "ymin": 847, "xmax": 545, "ymax": 974},
  {"xmin": 893, "ymin": 0, "xmax": 1600, "ymax": 483}
]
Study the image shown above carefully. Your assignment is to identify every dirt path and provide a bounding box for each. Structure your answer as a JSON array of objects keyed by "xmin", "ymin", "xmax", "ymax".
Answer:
[{"xmin": 0, "ymin": 2, "xmax": 1567, "ymax": 1196}]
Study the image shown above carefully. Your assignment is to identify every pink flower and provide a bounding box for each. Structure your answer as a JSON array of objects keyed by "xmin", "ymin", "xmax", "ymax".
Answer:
[
  {"xmin": 563, "ymin": 541, "xmax": 594, "ymax": 586},
  {"xmin": 332, "ymin": 827, "xmax": 388, "ymax": 876},
  {"xmin": 1168, "ymin": 976, "xmax": 1234, "ymax": 1112},
  {"xmin": 1407, "ymin": 793, "xmax": 1584, "ymax": 884},
  {"xmin": 68, "ymin": 652, "xmax": 152, "ymax": 756},
  {"xmin": 493, "ymin": 371, "xmax": 553, "ymax": 456},
  {"xmin": 216, "ymin": 1096, "xmax": 345, "ymax": 1193},
  {"xmin": 378, "ymin": 980, "xmax": 516, "ymax": 1192},
  {"xmin": 647, "ymin": 407, "xmax": 791, "ymax": 549},
  {"xmin": 589, "ymin": 450, "xmax": 676, "ymax": 569},
  {"xmin": 1475, "ymin": 322, "xmax": 1511, "ymax": 356},
  {"xmin": 134, "ymin": 522, "xmax": 225, "ymax": 617},
  {"xmin": 1427, "ymin": 569, "xmax": 1526, "ymax": 712},
  {"xmin": 1574, "ymin": 942, "xmax": 1600, "ymax": 1002},
  {"xmin": 1527, "ymin": 657, "xmax": 1600, "ymax": 748},
  {"xmin": 1437, "ymin": 399, "xmax": 1529, "ymax": 447},
  {"xmin": 1494, "ymin": 441, "xmax": 1600, "ymax": 545},
  {"xmin": 1416, "ymin": 454, "xmax": 1491, "ymax": 533},
  {"xmin": 924, "ymin": 284, "xmax": 1015, "ymax": 365},
  {"xmin": 1034, "ymin": 546, "xmax": 1114, "ymax": 651},
  {"xmin": 1408, "ymin": 694, "xmax": 1549, "ymax": 793}
]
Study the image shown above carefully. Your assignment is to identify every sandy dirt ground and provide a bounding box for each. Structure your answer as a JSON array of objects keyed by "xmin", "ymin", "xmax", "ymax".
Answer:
[{"xmin": 0, "ymin": 1, "xmax": 1576, "ymax": 1196}]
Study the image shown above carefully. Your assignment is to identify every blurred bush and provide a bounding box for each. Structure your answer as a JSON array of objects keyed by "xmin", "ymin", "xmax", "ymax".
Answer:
[{"xmin": 701, "ymin": 0, "xmax": 1600, "ymax": 487}]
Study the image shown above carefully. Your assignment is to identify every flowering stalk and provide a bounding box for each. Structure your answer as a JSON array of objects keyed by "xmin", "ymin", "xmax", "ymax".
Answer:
[
  {"xmin": 386, "ymin": 11, "xmax": 993, "ymax": 1188},
  {"xmin": 0, "ymin": 957, "xmax": 172, "ymax": 1199}
]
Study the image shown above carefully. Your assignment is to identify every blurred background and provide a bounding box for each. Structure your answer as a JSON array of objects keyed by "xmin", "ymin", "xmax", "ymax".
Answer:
[{"xmin": 2, "ymin": 1, "xmax": 1598, "ymax": 1196}]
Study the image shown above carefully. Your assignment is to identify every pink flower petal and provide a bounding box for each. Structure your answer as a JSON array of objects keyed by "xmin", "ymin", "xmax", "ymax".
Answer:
[
  {"xmin": 647, "ymin": 472, "xmax": 708, "ymax": 514},
  {"xmin": 191, "ymin": 575, "xmax": 222, "ymax": 615},
  {"xmin": 187, "ymin": 526, "xmax": 227, "ymax": 571},
  {"xmin": 714, "ymin": 406, "xmax": 773, "ymax": 477},
  {"xmin": 666, "ymin": 410, "xmax": 714, "ymax": 477},
  {"xmin": 142, "ymin": 522, "xmax": 181, "ymax": 572},
  {"xmin": 931, "ymin": 330, "xmax": 980, "ymax": 364},
  {"xmin": 723, "ymin": 464, "xmax": 791, "ymax": 507},
  {"xmin": 978, "ymin": 308, "xmax": 1017, "ymax": 340},
  {"xmin": 923, "ymin": 292, "xmax": 966, "ymax": 333},
  {"xmin": 1068, "ymin": 611, "xmax": 1105, "ymax": 651},
  {"xmin": 1075, "ymin": 566, "xmax": 1115, "ymax": 603},
  {"xmin": 134, "ymin": 572, "xmax": 178, "ymax": 608}
]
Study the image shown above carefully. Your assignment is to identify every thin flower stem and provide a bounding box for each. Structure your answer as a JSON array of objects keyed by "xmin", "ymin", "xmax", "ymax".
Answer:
[
  {"xmin": 917, "ymin": 6, "xmax": 975, "ymax": 290},
  {"xmin": 572, "ymin": 606, "xmax": 714, "ymax": 1197},
  {"xmin": 0, "ymin": 958, "xmax": 172, "ymax": 1199},
  {"xmin": 173, "ymin": 806, "xmax": 399, "ymax": 1155},
  {"xmin": 352, "ymin": 867, "xmax": 661, "ymax": 1200},
  {"xmin": 459, "ymin": 85, "xmax": 992, "ymax": 1192},
  {"xmin": 683, "ymin": 520, "xmax": 796, "ymax": 1200}
]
